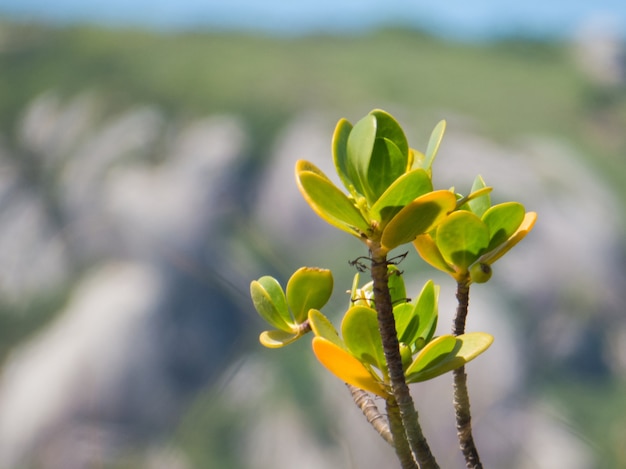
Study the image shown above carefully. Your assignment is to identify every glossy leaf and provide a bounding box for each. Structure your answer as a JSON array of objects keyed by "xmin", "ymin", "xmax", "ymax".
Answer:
[
  {"xmin": 367, "ymin": 137, "xmax": 406, "ymax": 202},
  {"xmin": 381, "ymin": 190, "xmax": 457, "ymax": 251},
  {"xmin": 308, "ymin": 308, "xmax": 344, "ymax": 348},
  {"xmin": 346, "ymin": 113, "xmax": 377, "ymax": 200},
  {"xmin": 369, "ymin": 168, "xmax": 432, "ymax": 227},
  {"xmin": 422, "ymin": 120, "xmax": 446, "ymax": 172},
  {"xmin": 286, "ymin": 267, "xmax": 333, "ymax": 324},
  {"xmin": 479, "ymin": 211, "xmax": 537, "ymax": 265},
  {"xmin": 342, "ymin": 305, "xmax": 386, "ymax": 372},
  {"xmin": 250, "ymin": 276, "xmax": 292, "ymax": 332},
  {"xmin": 405, "ymin": 332, "xmax": 494, "ymax": 383},
  {"xmin": 436, "ymin": 211, "xmax": 490, "ymax": 270},
  {"xmin": 296, "ymin": 160, "xmax": 370, "ymax": 236},
  {"xmin": 312, "ymin": 337, "xmax": 388, "ymax": 397},
  {"xmin": 371, "ymin": 109, "xmax": 409, "ymax": 157},
  {"xmin": 405, "ymin": 334, "xmax": 457, "ymax": 377},
  {"xmin": 466, "ymin": 175, "xmax": 491, "ymax": 217},
  {"xmin": 413, "ymin": 280, "xmax": 439, "ymax": 344},
  {"xmin": 332, "ymin": 118, "xmax": 355, "ymax": 194},
  {"xmin": 482, "ymin": 202, "xmax": 525, "ymax": 252},
  {"xmin": 394, "ymin": 302, "xmax": 420, "ymax": 346},
  {"xmin": 413, "ymin": 234, "xmax": 456, "ymax": 275},
  {"xmin": 260, "ymin": 330, "xmax": 300, "ymax": 348}
]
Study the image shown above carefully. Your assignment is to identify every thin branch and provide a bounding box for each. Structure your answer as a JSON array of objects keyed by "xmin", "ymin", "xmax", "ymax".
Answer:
[
  {"xmin": 452, "ymin": 278, "xmax": 483, "ymax": 469},
  {"xmin": 347, "ymin": 384, "xmax": 394, "ymax": 447},
  {"xmin": 386, "ymin": 395, "xmax": 418, "ymax": 469},
  {"xmin": 369, "ymin": 242, "xmax": 440, "ymax": 469}
]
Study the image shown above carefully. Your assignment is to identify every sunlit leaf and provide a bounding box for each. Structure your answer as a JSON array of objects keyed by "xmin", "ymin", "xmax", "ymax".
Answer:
[
  {"xmin": 381, "ymin": 190, "xmax": 457, "ymax": 252},
  {"xmin": 405, "ymin": 333, "xmax": 494, "ymax": 383},
  {"xmin": 346, "ymin": 113, "xmax": 377, "ymax": 200},
  {"xmin": 413, "ymin": 280, "xmax": 439, "ymax": 344},
  {"xmin": 465, "ymin": 175, "xmax": 491, "ymax": 217},
  {"xmin": 413, "ymin": 234, "xmax": 456, "ymax": 275},
  {"xmin": 308, "ymin": 309, "xmax": 344, "ymax": 348},
  {"xmin": 259, "ymin": 329, "xmax": 300, "ymax": 348},
  {"xmin": 332, "ymin": 118, "xmax": 355, "ymax": 194},
  {"xmin": 250, "ymin": 277, "xmax": 292, "ymax": 332},
  {"xmin": 394, "ymin": 302, "xmax": 419, "ymax": 346},
  {"xmin": 342, "ymin": 305, "xmax": 386, "ymax": 372},
  {"xmin": 422, "ymin": 120, "xmax": 446, "ymax": 171},
  {"xmin": 479, "ymin": 211, "xmax": 537, "ymax": 265},
  {"xmin": 482, "ymin": 202, "xmax": 525, "ymax": 252},
  {"xmin": 371, "ymin": 109, "xmax": 409, "ymax": 157},
  {"xmin": 286, "ymin": 267, "xmax": 333, "ymax": 324},
  {"xmin": 312, "ymin": 337, "xmax": 388, "ymax": 397},
  {"xmin": 436, "ymin": 211, "xmax": 490, "ymax": 270},
  {"xmin": 405, "ymin": 334, "xmax": 457, "ymax": 378},
  {"xmin": 367, "ymin": 137, "xmax": 406, "ymax": 202},
  {"xmin": 370, "ymin": 168, "xmax": 432, "ymax": 227},
  {"xmin": 296, "ymin": 160, "xmax": 370, "ymax": 236}
]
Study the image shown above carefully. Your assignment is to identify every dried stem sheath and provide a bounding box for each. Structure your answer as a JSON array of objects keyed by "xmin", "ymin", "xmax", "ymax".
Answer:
[
  {"xmin": 452, "ymin": 279, "xmax": 483, "ymax": 469},
  {"xmin": 347, "ymin": 384, "xmax": 394, "ymax": 447}
]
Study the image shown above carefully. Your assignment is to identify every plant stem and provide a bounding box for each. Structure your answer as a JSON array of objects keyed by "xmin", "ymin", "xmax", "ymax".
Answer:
[
  {"xmin": 369, "ymin": 243, "xmax": 439, "ymax": 469},
  {"xmin": 386, "ymin": 396, "xmax": 418, "ymax": 469},
  {"xmin": 347, "ymin": 384, "xmax": 394, "ymax": 447},
  {"xmin": 452, "ymin": 279, "xmax": 483, "ymax": 469}
]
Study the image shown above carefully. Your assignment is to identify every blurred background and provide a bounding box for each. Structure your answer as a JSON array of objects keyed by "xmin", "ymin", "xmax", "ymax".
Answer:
[{"xmin": 0, "ymin": 1, "xmax": 625, "ymax": 468}]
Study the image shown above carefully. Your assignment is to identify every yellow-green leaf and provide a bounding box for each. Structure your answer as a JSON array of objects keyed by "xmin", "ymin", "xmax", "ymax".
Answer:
[
  {"xmin": 250, "ymin": 277, "xmax": 292, "ymax": 332},
  {"xmin": 405, "ymin": 332, "xmax": 494, "ymax": 383},
  {"xmin": 312, "ymin": 337, "xmax": 388, "ymax": 397},
  {"xmin": 260, "ymin": 330, "xmax": 300, "ymax": 348},
  {"xmin": 308, "ymin": 309, "xmax": 344, "ymax": 349},
  {"xmin": 342, "ymin": 305, "xmax": 386, "ymax": 372},
  {"xmin": 369, "ymin": 168, "xmax": 432, "ymax": 227},
  {"xmin": 381, "ymin": 190, "xmax": 456, "ymax": 252},
  {"xmin": 286, "ymin": 267, "xmax": 333, "ymax": 324},
  {"xmin": 413, "ymin": 234, "xmax": 456, "ymax": 275},
  {"xmin": 296, "ymin": 160, "xmax": 370, "ymax": 237},
  {"xmin": 479, "ymin": 211, "xmax": 537, "ymax": 265}
]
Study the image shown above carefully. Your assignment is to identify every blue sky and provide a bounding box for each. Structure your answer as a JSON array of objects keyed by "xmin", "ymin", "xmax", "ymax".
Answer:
[{"xmin": 1, "ymin": 0, "xmax": 625, "ymax": 40}]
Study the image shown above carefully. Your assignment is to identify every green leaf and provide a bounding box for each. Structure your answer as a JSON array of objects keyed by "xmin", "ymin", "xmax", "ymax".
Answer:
[
  {"xmin": 308, "ymin": 309, "xmax": 344, "ymax": 349},
  {"xmin": 342, "ymin": 305, "xmax": 386, "ymax": 372},
  {"xmin": 259, "ymin": 329, "xmax": 300, "ymax": 348},
  {"xmin": 405, "ymin": 332, "xmax": 494, "ymax": 383},
  {"xmin": 332, "ymin": 118, "xmax": 355, "ymax": 194},
  {"xmin": 296, "ymin": 160, "xmax": 370, "ymax": 236},
  {"xmin": 466, "ymin": 175, "xmax": 491, "ymax": 217},
  {"xmin": 482, "ymin": 202, "xmax": 525, "ymax": 252},
  {"xmin": 405, "ymin": 335, "xmax": 456, "ymax": 377},
  {"xmin": 286, "ymin": 267, "xmax": 333, "ymax": 324},
  {"xmin": 346, "ymin": 113, "xmax": 377, "ymax": 200},
  {"xmin": 250, "ymin": 277, "xmax": 292, "ymax": 332},
  {"xmin": 436, "ymin": 211, "xmax": 490, "ymax": 270},
  {"xmin": 312, "ymin": 337, "xmax": 388, "ymax": 397},
  {"xmin": 422, "ymin": 120, "xmax": 446, "ymax": 171},
  {"xmin": 479, "ymin": 211, "xmax": 537, "ymax": 265},
  {"xmin": 394, "ymin": 302, "xmax": 420, "ymax": 346},
  {"xmin": 371, "ymin": 109, "xmax": 409, "ymax": 157},
  {"xmin": 413, "ymin": 280, "xmax": 439, "ymax": 344},
  {"xmin": 369, "ymin": 168, "xmax": 432, "ymax": 227},
  {"xmin": 367, "ymin": 137, "xmax": 406, "ymax": 202},
  {"xmin": 413, "ymin": 234, "xmax": 456, "ymax": 275},
  {"xmin": 381, "ymin": 190, "xmax": 457, "ymax": 252}
]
